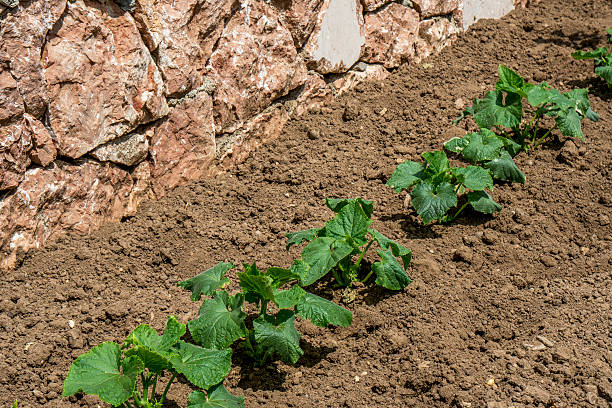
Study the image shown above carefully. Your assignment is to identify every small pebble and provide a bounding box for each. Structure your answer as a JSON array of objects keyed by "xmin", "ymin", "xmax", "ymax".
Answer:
[
  {"xmin": 68, "ymin": 320, "xmax": 75, "ymax": 329},
  {"xmin": 536, "ymin": 335, "xmax": 554, "ymax": 347}
]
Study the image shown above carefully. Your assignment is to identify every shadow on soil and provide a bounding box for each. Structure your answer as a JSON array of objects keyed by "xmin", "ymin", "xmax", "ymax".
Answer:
[{"xmin": 534, "ymin": 28, "xmax": 604, "ymax": 49}]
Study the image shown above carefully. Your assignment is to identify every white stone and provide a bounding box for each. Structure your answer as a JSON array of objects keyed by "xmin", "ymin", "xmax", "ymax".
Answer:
[
  {"xmin": 305, "ymin": 0, "xmax": 365, "ymax": 74},
  {"xmin": 461, "ymin": 0, "xmax": 515, "ymax": 29}
]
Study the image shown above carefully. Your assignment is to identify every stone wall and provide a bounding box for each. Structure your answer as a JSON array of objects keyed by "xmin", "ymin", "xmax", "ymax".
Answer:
[{"xmin": 0, "ymin": 0, "xmax": 525, "ymax": 269}]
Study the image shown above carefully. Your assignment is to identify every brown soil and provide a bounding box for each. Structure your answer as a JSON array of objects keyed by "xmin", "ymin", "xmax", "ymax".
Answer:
[{"xmin": 2, "ymin": 1, "xmax": 611, "ymax": 407}]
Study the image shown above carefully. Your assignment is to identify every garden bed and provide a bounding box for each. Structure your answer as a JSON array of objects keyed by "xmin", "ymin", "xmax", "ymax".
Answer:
[{"xmin": 1, "ymin": 0, "xmax": 611, "ymax": 406}]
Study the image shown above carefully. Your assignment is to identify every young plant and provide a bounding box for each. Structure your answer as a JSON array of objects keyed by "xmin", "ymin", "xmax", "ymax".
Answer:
[
  {"xmin": 286, "ymin": 198, "xmax": 412, "ymax": 290},
  {"xmin": 572, "ymin": 26, "xmax": 612, "ymax": 87},
  {"xmin": 444, "ymin": 128, "xmax": 526, "ymax": 184},
  {"xmin": 63, "ymin": 316, "xmax": 241, "ymax": 408},
  {"xmin": 387, "ymin": 150, "xmax": 501, "ymax": 224},
  {"xmin": 178, "ymin": 261, "xmax": 352, "ymax": 367},
  {"xmin": 454, "ymin": 65, "xmax": 599, "ymax": 149}
]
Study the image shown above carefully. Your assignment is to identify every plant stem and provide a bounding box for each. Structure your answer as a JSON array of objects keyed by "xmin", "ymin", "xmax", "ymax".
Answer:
[
  {"xmin": 360, "ymin": 269, "xmax": 375, "ymax": 284},
  {"xmin": 533, "ymin": 124, "xmax": 558, "ymax": 149},
  {"xmin": 259, "ymin": 300, "xmax": 269, "ymax": 317},
  {"xmin": 160, "ymin": 372, "xmax": 178, "ymax": 405},
  {"xmin": 331, "ymin": 268, "xmax": 346, "ymax": 287},
  {"xmin": 355, "ymin": 239, "xmax": 374, "ymax": 269},
  {"xmin": 140, "ymin": 373, "xmax": 148, "ymax": 400},
  {"xmin": 449, "ymin": 203, "xmax": 469, "ymax": 222},
  {"xmin": 149, "ymin": 374, "xmax": 158, "ymax": 402}
]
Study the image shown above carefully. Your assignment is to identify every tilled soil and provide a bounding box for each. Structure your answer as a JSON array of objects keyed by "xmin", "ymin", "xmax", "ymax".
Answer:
[{"xmin": 1, "ymin": 0, "xmax": 611, "ymax": 407}]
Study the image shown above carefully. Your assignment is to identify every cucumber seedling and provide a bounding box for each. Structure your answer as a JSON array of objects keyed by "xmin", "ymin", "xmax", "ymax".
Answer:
[
  {"xmin": 178, "ymin": 261, "xmax": 352, "ymax": 367},
  {"xmin": 63, "ymin": 316, "xmax": 242, "ymax": 408},
  {"xmin": 387, "ymin": 150, "xmax": 501, "ymax": 224},
  {"xmin": 572, "ymin": 26, "xmax": 612, "ymax": 87},
  {"xmin": 286, "ymin": 198, "xmax": 412, "ymax": 290},
  {"xmin": 454, "ymin": 65, "xmax": 599, "ymax": 149},
  {"xmin": 444, "ymin": 128, "xmax": 526, "ymax": 184}
]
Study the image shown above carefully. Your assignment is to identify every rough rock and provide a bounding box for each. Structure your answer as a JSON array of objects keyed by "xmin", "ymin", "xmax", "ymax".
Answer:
[
  {"xmin": 293, "ymin": 73, "xmax": 334, "ymax": 117},
  {"xmin": 149, "ymin": 89, "xmax": 215, "ymax": 197},
  {"xmin": 415, "ymin": 17, "xmax": 460, "ymax": 61},
  {"xmin": 0, "ymin": 68, "xmax": 24, "ymax": 122},
  {"xmin": 0, "ymin": 0, "xmax": 19, "ymax": 8},
  {"xmin": 412, "ymin": 0, "xmax": 460, "ymax": 17},
  {"xmin": 125, "ymin": 161, "xmax": 155, "ymax": 216},
  {"xmin": 23, "ymin": 114, "xmax": 56, "ymax": 167},
  {"xmin": 361, "ymin": 0, "xmax": 393, "ymax": 11},
  {"xmin": 133, "ymin": 0, "xmax": 237, "ymax": 97},
  {"xmin": 270, "ymin": 0, "xmax": 324, "ymax": 48},
  {"xmin": 363, "ymin": 3, "xmax": 420, "ymax": 68},
  {"xmin": 303, "ymin": 0, "xmax": 365, "ymax": 74},
  {"xmin": 331, "ymin": 63, "xmax": 390, "ymax": 95},
  {"xmin": 0, "ymin": 121, "xmax": 31, "ymax": 191},
  {"xmin": 0, "ymin": 114, "xmax": 56, "ymax": 191},
  {"xmin": 91, "ymin": 130, "xmax": 150, "ymax": 167},
  {"xmin": 217, "ymin": 104, "xmax": 290, "ymax": 171},
  {"xmin": 0, "ymin": 0, "xmax": 67, "ymax": 118},
  {"xmin": 208, "ymin": 0, "xmax": 307, "ymax": 134},
  {"xmin": 42, "ymin": 0, "xmax": 168, "ymax": 159},
  {"xmin": 0, "ymin": 160, "xmax": 133, "ymax": 271}
]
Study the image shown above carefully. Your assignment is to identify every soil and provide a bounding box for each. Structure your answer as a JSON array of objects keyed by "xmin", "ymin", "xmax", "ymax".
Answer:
[{"xmin": 1, "ymin": 0, "xmax": 611, "ymax": 407}]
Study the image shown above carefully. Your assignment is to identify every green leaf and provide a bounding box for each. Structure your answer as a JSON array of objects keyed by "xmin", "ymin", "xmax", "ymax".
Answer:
[
  {"xmin": 189, "ymin": 292, "xmax": 246, "ymax": 349},
  {"xmin": 496, "ymin": 135, "xmax": 522, "ymax": 157},
  {"xmin": 274, "ymin": 285, "xmax": 306, "ymax": 309},
  {"xmin": 526, "ymin": 83, "xmax": 552, "ymax": 107},
  {"xmin": 571, "ymin": 47, "xmax": 609, "ymax": 60},
  {"xmin": 285, "ymin": 228, "xmax": 321, "ymax": 251},
  {"xmin": 452, "ymin": 166, "xmax": 493, "ymax": 191},
  {"xmin": 123, "ymin": 316, "xmax": 186, "ymax": 373},
  {"xmin": 300, "ymin": 237, "xmax": 354, "ymax": 285},
  {"xmin": 585, "ymin": 107, "xmax": 600, "ymax": 122},
  {"xmin": 238, "ymin": 263, "xmax": 276, "ymax": 304},
  {"xmin": 607, "ymin": 26, "xmax": 612, "ymax": 39},
  {"xmin": 253, "ymin": 310, "xmax": 303, "ymax": 365},
  {"xmin": 468, "ymin": 190, "xmax": 502, "ymax": 214},
  {"xmin": 473, "ymin": 90, "xmax": 522, "ymax": 130},
  {"xmin": 372, "ymin": 249, "xmax": 413, "ymax": 290},
  {"xmin": 556, "ymin": 109, "xmax": 584, "ymax": 141},
  {"xmin": 368, "ymin": 228, "xmax": 412, "ymax": 269},
  {"xmin": 187, "ymin": 385, "xmax": 244, "ymax": 408},
  {"xmin": 386, "ymin": 161, "xmax": 425, "ymax": 192},
  {"xmin": 496, "ymin": 65, "xmax": 525, "ymax": 95},
  {"xmin": 595, "ymin": 65, "xmax": 612, "ymax": 86},
  {"xmin": 325, "ymin": 197, "xmax": 374, "ymax": 217},
  {"xmin": 452, "ymin": 100, "xmax": 476, "ymax": 124},
  {"xmin": 63, "ymin": 342, "xmax": 143, "ymax": 406},
  {"xmin": 422, "ymin": 150, "xmax": 450, "ymax": 175},
  {"xmin": 325, "ymin": 200, "xmax": 372, "ymax": 244},
  {"xmin": 178, "ymin": 262, "xmax": 233, "ymax": 301},
  {"xmin": 410, "ymin": 182, "xmax": 457, "ymax": 224},
  {"xmin": 443, "ymin": 137, "xmax": 469, "ymax": 154},
  {"xmin": 266, "ymin": 267, "xmax": 300, "ymax": 288},
  {"xmin": 296, "ymin": 292, "xmax": 352, "ymax": 327},
  {"xmin": 484, "ymin": 151, "xmax": 526, "ymax": 184},
  {"xmin": 169, "ymin": 342, "xmax": 232, "ymax": 390},
  {"xmin": 461, "ymin": 129, "xmax": 505, "ymax": 162}
]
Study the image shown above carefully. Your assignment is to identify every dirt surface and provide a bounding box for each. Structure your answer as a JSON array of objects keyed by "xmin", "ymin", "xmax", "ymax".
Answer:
[{"xmin": 1, "ymin": 1, "xmax": 611, "ymax": 407}]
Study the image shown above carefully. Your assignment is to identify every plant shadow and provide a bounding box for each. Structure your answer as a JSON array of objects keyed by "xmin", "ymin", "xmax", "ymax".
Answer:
[
  {"xmin": 567, "ymin": 77, "xmax": 612, "ymax": 101},
  {"xmin": 533, "ymin": 28, "xmax": 605, "ymax": 49}
]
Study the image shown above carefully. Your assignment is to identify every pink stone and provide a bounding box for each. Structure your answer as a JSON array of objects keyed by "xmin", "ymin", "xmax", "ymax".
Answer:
[
  {"xmin": 363, "ymin": 3, "xmax": 420, "ymax": 68},
  {"xmin": 0, "ymin": 121, "xmax": 31, "ymax": 191},
  {"xmin": 294, "ymin": 73, "xmax": 333, "ymax": 117},
  {"xmin": 360, "ymin": 0, "xmax": 393, "ymax": 12},
  {"xmin": 303, "ymin": 0, "xmax": 365, "ymax": 74},
  {"xmin": 23, "ymin": 114, "xmax": 56, "ymax": 167},
  {"xmin": 0, "ymin": 160, "xmax": 133, "ymax": 270},
  {"xmin": 0, "ymin": 68, "xmax": 24, "ymax": 122},
  {"xmin": 331, "ymin": 63, "xmax": 390, "ymax": 95},
  {"xmin": 133, "ymin": 0, "xmax": 237, "ymax": 97},
  {"xmin": 0, "ymin": 0, "xmax": 67, "ymax": 118},
  {"xmin": 149, "ymin": 89, "xmax": 216, "ymax": 197},
  {"xmin": 125, "ymin": 161, "xmax": 155, "ymax": 216},
  {"xmin": 217, "ymin": 105, "xmax": 290, "ymax": 171},
  {"xmin": 412, "ymin": 0, "xmax": 460, "ymax": 18},
  {"xmin": 415, "ymin": 17, "xmax": 459, "ymax": 61},
  {"xmin": 42, "ymin": 0, "xmax": 168, "ymax": 159},
  {"xmin": 269, "ymin": 0, "xmax": 324, "ymax": 48},
  {"xmin": 208, "ymin": 1, "xmax": 307, "ymax": 134}
]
